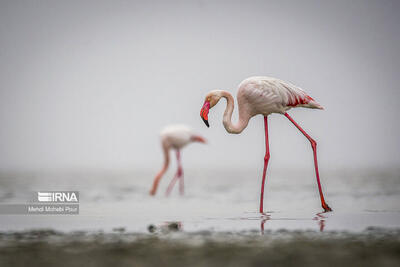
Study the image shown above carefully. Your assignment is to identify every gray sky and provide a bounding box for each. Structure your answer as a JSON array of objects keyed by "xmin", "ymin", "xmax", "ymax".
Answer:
[{"xmin": 0, "ymin": 0, "xmax": 399, "ymax": 171}]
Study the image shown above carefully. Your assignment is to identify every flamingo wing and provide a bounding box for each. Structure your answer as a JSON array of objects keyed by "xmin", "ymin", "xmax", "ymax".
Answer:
[{"xmin": 238, "ymin": 77, "xmax": 323, "ymax": 115}]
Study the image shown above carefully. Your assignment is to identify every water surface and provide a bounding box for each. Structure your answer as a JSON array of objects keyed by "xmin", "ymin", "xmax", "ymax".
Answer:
[{"xmin": 0, "ymin": 168, "xmax": 398, "ymax": 233}]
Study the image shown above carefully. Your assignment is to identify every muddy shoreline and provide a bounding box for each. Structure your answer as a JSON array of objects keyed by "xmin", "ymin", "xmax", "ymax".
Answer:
[{"xmin": 1, "ymin": 228, "xmax": 399, "ymax": 267}]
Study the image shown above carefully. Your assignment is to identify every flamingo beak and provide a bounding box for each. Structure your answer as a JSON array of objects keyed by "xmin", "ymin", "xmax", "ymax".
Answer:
[
  {"xmin": 191, "ymin": 135, "xmax": 207, "ymax": 143},
  {"xmin": 200, "ymin": 101, "xmax": 210, "ymax": 127}
]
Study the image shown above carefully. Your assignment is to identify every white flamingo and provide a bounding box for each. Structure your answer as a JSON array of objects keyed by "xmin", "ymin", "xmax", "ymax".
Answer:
[
  {"xmin": 200, "ymin": 76, "xmax": 332, "ymax": 213},
  {"xmin": 149, "ymin": 125, "xmax": 206, "ymax": 196}
]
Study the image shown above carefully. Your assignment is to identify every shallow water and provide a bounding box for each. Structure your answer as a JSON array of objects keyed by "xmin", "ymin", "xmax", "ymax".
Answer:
[
  {"xmin": 0, "ymin": 169, "xmax": 399, "ymax": 266},
  {"xmin": 0, "ymin": 168, "xmax": 399, "ymax": 233}
]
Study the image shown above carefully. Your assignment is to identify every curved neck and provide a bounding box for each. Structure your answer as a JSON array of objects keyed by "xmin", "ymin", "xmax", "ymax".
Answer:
[{"xmin": 220, "ymin": 91, "xmax": 250, "ymax": 134}]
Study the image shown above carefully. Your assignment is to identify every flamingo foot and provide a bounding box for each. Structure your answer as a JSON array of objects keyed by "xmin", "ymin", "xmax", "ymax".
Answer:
[{"xmin": 322, "ymin": 203, "xmax": 332, "ymax": 212}]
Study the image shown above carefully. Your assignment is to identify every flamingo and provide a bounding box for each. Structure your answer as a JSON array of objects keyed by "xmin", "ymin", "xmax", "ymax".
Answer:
[
  {"xmin": 149, "ymin": 125, "xmax": 206, "ymax": 196},
  {"xmin": 199, "ymin": 76, "xmax": 332, "ymax": 213}
]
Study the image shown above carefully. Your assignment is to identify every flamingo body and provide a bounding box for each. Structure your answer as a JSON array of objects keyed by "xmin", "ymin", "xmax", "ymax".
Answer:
[
  {"xmin": 237, "ymin": 76, "xmax": 323, "ymax": 116},
  {"xmin": 149, "ymin": 124, "xmax": 206, "ymax": 196},
  {"xmin": 160, "ymin": 125, "xmax": 197, "ymax": 150}
]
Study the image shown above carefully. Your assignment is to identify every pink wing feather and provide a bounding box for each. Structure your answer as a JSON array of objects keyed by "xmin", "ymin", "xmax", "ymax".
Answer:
[{"xmin": 274, "ymin": 79, "xmax": 323, "ymax": 110}]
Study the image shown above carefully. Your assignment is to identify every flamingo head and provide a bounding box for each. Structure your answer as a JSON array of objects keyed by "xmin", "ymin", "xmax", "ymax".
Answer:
[{"xmin": 200, "ymin": 91, "xmax": 223, "ymax": 128}]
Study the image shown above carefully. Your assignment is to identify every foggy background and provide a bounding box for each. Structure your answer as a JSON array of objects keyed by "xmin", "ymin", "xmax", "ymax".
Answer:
[{"xmin": 0, "ymin": 0, "xmax": 399, "ymax": 172}]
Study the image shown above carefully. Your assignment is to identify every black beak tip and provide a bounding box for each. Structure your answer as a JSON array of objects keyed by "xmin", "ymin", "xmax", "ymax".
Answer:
[{"xmin": 202, "ymin": 117, "xmax": 210, "ymax": 128}]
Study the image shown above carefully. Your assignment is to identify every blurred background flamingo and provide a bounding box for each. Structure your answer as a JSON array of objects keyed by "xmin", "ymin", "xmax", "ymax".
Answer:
[
  {"xmin": 200, "ymin": 76, "xmax": 332, "ymax": 213},
  {"xmin": 149, "ymin": 125, "xmax": 206, "ymax": 196}
]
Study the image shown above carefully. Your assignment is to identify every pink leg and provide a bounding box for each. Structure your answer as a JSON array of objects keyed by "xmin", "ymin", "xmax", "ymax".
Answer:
[
  {"xmin": 165, "ymin": 172, "xmax": 179, "ymax": 196},
  {"xmin": 165, "ymin": 150, "xmax": 184, "ymax": 196},
  {"xmin": 179, "ymin": 174, "xmax": 184, "ymax": 195},
  {"xmin": 284, "ymin": 113, "xmax": 332, "ymax": 212},
  {"xmin": 260, "ymin": 116, "xmax": 270, "ymax": 213},
  {"xmin": 177, "ymin": 151, "xmax": 184, "ymax": 195}
]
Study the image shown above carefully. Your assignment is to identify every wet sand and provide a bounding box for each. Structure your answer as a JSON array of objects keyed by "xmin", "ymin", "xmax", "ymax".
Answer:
[{"xmin": 1, "ymin": 228, "xmax": 400, "ymax": 267}]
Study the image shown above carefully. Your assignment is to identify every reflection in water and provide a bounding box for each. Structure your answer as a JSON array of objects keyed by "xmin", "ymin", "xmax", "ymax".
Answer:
[
  {"xmin": 313, "ymin": 211, "xmax": 329, "ymax": 232},
  {"xmin": 260, "ymin": 213, "xmax": 271, "ymax": 235},
  {"xmin": 171, "ymin": 211, "xmax": 331, "ymax": 235},
  {"xmin": 259, "ymin": 211, "xmax": 330, "ymax": 234}
]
